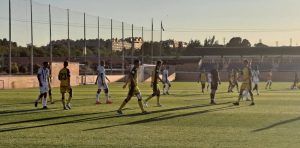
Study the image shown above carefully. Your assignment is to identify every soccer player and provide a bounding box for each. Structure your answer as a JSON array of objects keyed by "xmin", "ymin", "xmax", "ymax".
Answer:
[
  {"xmin": 198, "ymin": 70, "xmax": 207, "ymax": 94},
  {"xmin": 265, "ymin": 70, "xmax": 273, "ymax": 89},
  {"xmin": 95, "ymin": 61, "xmax": 112, "ymax": 104},
  {"xmin": 210, "ymin": 66, "xmax": 221, "ymax": 105},
  {"xmin": 162, "ymin": 63, "xmax": 171, "ymax": 95},
  {"xmin": 252, "ymin": 65, "xmax": 260, "ymax": 95},
  {"xmin": 116, "ymin": 59, "xmax": 148, "ymax": 115},
  {"xmin": 233, "ymin": 59, "xmax": 255, "ymax": 106},
  {"xmin": 34, "ymin": 62, "xmax": 50, "ymax": 109},
  {"xmin": 207, "ymin": 72, "xmax": 212, "ymax": 91},
  {"xmin": 144, "ymin": 61, "xmax": 163, "ymax": 107},
  {"xmin": 58, "ymin": 61, "xmax": 72, "ymax": 110}
]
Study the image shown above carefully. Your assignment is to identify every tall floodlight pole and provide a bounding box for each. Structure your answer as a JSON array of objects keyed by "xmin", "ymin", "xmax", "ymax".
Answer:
[
  {"xmin": 49, "ymin": 4, "xmax": 52, "ymax": 65},
  {"xmin": 141, "ymin": 26, "xmax": 144, "ymax": 64},
  {"xmin": 97, "ymin": 16, "xmax": 100, "ymax": 65},
  {"xmin": 110, "ymin": 19, "xmax": 113, "ymax": 74},
  {"xmin": 84, "ymin": 13, "xmax": 87, "ymax": 82},
  {"xmin": 30, "ymin": 0, "xmax": 33, "ymax": 75},
  {"xmin": 160, "ymin": 20, "xmax": 162, "ymax": 59},
  {"xmin": 122, "ymin": 22, "xmax": 125, "ymax": 75},
  {"xmin": 67, "ymin": 9, "xmax": 70, "ymax": 61},
  {"xmin": 9, "ymin": 0, "xmax": 12, "ymax": 75},
  {"xmin": 151, "ymin": 18, "xmax": 154, "ymax": 64},
  {"xmin": 131, "ymin": 24, "xmax": 134, "ymax": 64}
]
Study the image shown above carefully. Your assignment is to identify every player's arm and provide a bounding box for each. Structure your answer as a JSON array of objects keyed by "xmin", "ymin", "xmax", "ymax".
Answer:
[
  {"xmin": 106, "ymin": 76, "xmax": 111, "ymax": 83},
  {"xmin": 37, "ymin": 70, "xmax": 42, "ymax": 87},
  {"xmin": 67, "ymin": 69, "xmax": 71, "ymax": 88},
  {"xmin": 123, "ymin": 73, "xmax": 132, "ymax": 89},
  {"xmin": 217, "ymin": 72, "xmax": 221, "ymax": 84},
  {"xmin": 95, "ymin": 74, "xmax": 99, "ymax": 85}
]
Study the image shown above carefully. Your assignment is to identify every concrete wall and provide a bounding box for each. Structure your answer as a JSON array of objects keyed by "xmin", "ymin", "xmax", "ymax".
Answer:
[
  {"xmin": 176, "ymin": 71, "xmax": 298, "ymax": 82},
  {"xmin": 82, "ymin": 75, "xmax": 125, "ymax": 84},
  {"xmin": 0, "ymin": 75, "xmax": 125, "ymax": 89}
]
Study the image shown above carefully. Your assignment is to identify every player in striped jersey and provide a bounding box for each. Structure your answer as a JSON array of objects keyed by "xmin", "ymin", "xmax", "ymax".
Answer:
[
  {"xmin": 144, "ymin": 60, "xmax": 163, "ymax": 107},
  {"xmin": 34, "ymin": 62, "xmax": 50, "ymax": 109},
  {"xmin": 95, "ymin": 61, "xmax": 112, "ymax": 104},
  {"xmin": 117, "ymin": 60, "xmax": 148, "ymax": 115}
]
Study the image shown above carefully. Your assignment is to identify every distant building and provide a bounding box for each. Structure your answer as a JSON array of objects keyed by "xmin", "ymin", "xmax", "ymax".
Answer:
[
  {"xmin": 163, "ymin": 39, "xmax": 188, "ymax": 48},
  {"xmin": 112, "ymin": 37, "xmax": 143, "ymax": 51}
]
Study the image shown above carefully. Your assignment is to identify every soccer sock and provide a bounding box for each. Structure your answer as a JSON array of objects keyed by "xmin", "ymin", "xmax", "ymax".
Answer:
[
  {"xmin": 105, "ymin": 93, "xmax": 109, "ymax": 102},
  {"xmin": 35, "ymin": 94, "xmax": 42, "ymax": 102},
  {"xmin": 67, "ymin": 96, "xmax": 72, "ymax": 105},
  {"xmin": 96, "ymin": 93, "xmax": 100, "ymax": 102},
  {"xmin": 42, "ymin": 97, "xmax": 47, "ymax": 107}
]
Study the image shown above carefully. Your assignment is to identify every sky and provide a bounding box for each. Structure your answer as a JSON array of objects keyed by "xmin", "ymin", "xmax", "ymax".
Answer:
[{"xmin": 1, "ymin": 0, "xmax": 300, "ymax": 46}]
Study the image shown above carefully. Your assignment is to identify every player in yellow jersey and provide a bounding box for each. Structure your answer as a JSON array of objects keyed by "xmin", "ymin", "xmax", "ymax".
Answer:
[
  {"xmin": 233, "ymin": 60, "xmax": 255, "ymax": 106},
  {"xmin": 198, "ymin": 70, "xmax": 207, "ymax": 94},
  {"xmin": 144, "ymin": 60, "xmax": 163, "ymax": 107},
  {"xmin": 116, "ymin": 60, "xmax": 148, "ymax": 115},
  {"xmin": 58, "ymin": 61, "xmax": 72, "ymax": 110}
]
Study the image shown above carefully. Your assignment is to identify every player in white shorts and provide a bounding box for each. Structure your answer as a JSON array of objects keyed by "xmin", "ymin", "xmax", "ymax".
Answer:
[
  {"xmin": 34, "ymin": 62, "xmax": 50, "ymax": 109},
  {"xmin": 95, "ymin": 61, "xmax": 112, "ymax": 104},
  {"xmin": 162, "ymin": 63, "xmax": 171, "ymax": 95}
]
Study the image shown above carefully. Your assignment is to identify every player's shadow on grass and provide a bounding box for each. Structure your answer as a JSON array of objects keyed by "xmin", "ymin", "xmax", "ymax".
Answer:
[
  {"xmin": 0, "ymin": 102, "xmax": 233, "ymax": 133},
  {"xmin": 84, "ymin": 104, "xmax": 241, "ymax": 131},
  {"xmin": 0, "ymin": 108, "xmax": 60, "ymax": 116},
  {"xmin": 184, "ymin": 96, "xmax": 235, "ymax": 102},
  {"xmin": 252, "ymin": 116, "xmax": 300, "ymax": 132}
]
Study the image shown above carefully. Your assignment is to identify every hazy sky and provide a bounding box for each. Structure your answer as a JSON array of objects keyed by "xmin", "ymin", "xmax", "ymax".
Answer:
[{"xmin": 1, "ymin": 0, "xmax": 300, "ymax": 46}]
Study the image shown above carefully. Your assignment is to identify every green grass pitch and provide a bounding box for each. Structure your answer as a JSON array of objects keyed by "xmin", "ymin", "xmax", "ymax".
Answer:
[{"xmin": 0, "ymin": 82, "xmax": 300, "ymax": 147}]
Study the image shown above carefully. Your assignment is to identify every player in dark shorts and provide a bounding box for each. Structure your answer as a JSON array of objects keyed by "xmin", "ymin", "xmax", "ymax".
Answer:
[
  {"xmin": 144, "ymin": 61, "xmax": 163, "ymax": 107},
  {"xmin": 116, "ymin": 60, "xmax": 148, "ymax": 115},
  {"xmin": 210, "ymin": 66, "xmax": 221, "ymax": 105}
]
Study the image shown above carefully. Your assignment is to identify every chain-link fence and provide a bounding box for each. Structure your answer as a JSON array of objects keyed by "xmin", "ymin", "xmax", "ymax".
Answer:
[{"xmin": 0, "ymin": 0, "xmax": 164, "ymax": 75}]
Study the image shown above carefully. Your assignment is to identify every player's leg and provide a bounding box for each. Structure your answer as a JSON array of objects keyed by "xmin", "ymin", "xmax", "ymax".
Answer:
[
  {"xmin": 269, "ymin": 80, "xmax": 272, "ymax": 89},
  {"xmin": 104, "ymin": 88, "xmax": 112, "ymax": 104},
  {"xmin": 117, "ymin": 88, "xmax": 134, "ymax": 115},
  {"xmin": 66, "ymin": 88, "xmax": 72, "ymax": 109},
  {"xmin": 248, "ymin": 90, "xmax": 255, "ymax": 105},
  {"xmin": 201, "ymin": 83, "xmax": 205, "ymax": 93},
  {"xmin": 233, "ymin": 85, "xmax": 245, "ymax": 106},
  {"xmin": 42, "ymin": 92, "xmax": 48, "ymax": 109},
  {"xmin": 34, "ymin": 93, "xmax": 43, "ymax": 107},
  {"xmin": 156, "ymin": 88, "xmax": 162, "ymax": 107},
  {"xmin": 166, "ymin": 81, "xmax": 171, "ymax": 95},
  {"xmin": 144, "ymin": 84, "xmax": 158, "ymax": 105},
  {"xmin": 210, "ymin": 89, "xmax": 217, "ymax": 105},
  {"xmin": 96, "ymin": 89, "xmax": 102, "ymax": 104},
  {"xmin": 136, "ymin": 93, "xmax": 148, "ymax": 114},
  {"xmin": 48, "ymin": 89, "xmax": 54, "ymax": 104},
  {"xmin": 61, "ymin": 92, "xmax": 67, "ymax": 110}
]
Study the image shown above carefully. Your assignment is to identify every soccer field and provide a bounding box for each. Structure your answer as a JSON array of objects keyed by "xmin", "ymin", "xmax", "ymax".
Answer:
[{"xmin": 0, "ymin": 82, "xmax": 300, "ymax": 148}]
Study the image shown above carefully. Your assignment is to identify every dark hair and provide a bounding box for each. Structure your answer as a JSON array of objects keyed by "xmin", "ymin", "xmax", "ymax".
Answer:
[
  {"xmin": 156, "ymin": 60, "xmax": 162, "ymax": 65},
  {"xmin": 134, "ymin": 59, "xmax": 140, "ymax": 65},
  {"xmin": 64, "ymin": 61, "xmax": 69, "ymax": 67},
  {"xmin": 100, "ymin": 60, "xmax": 105, "ymax": 66}
]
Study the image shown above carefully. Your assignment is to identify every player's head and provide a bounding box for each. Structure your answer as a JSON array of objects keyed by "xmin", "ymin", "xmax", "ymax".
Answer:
[
  {"xmin": 42, "ymin": 62, "xmax": 49, "ymax": 69},
  {"xmin": 243, "ymin": 59, "xmax": 249, "ymax": 66},
  {"xmin": 64, "ymin": 61, "xmax": 69, "ymax": 68},
  {"xmin": 156, "ymin": 60, "xmax": 162, "ymax": 67},
  {"xmin": 134, "ymin": 59, "xmax": 141, "ymax": 68},
  {"xmin": 100, "ymin": 60, "xmax": 105, "ymax": 66}
]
